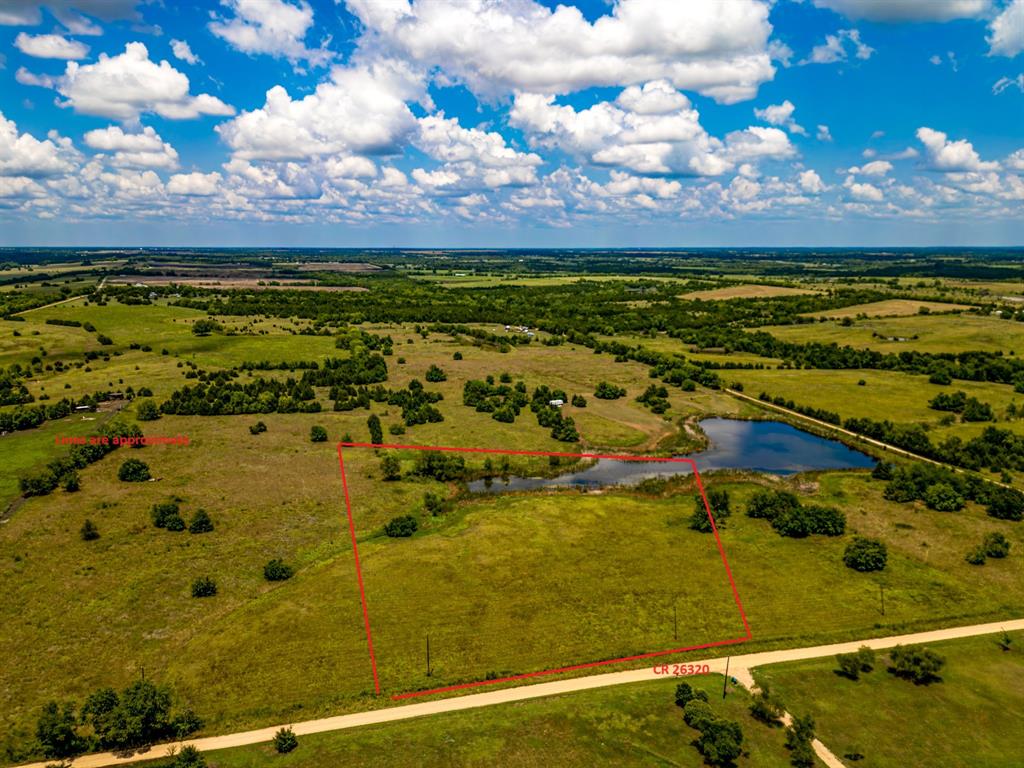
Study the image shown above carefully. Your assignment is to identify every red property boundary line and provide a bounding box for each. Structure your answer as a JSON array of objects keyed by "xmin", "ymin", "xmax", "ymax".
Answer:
[{"xmin": 336, "ymin": 441, "xmax": 753, "ymax": 701}]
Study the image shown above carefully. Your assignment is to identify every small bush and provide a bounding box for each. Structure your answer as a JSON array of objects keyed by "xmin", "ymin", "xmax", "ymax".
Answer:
[
  {"xmin": 249, "ymin": 421, "xmax": 267, "ymax": 435},
  {"xmin": 594, "ymin": 381, "xmax": 626, "ymax": 399},
  {"xmin": 453, "ymin": 351, "xmax": 463, "ymax": 360},
  {"xmin": 171, "ymin": 745, "xmax": 207, "ymax": 767},
  {"xmin": 843, "ymin": 537, "xmax": 888, "ymax": 572},
  {"xmin": 273, "ymin": 727, "xmax": 298, "ymax": 754},
  {"xmin": 682, "ymin": 699, "xmax": 715, "ymax": 731},
  {"xmin": 889, "ymin": 645, "xmax": 945, "ymax": 684},
  {"xmin": 923, "ymin": 482, "xmax": 964, "ymax": 512},
  {"xmin": 965, "ymin": 547, "xmax": 987, "ymax": 565},
  {"xmin": 118, "ymin": 458, "xmax": 151, "ymax": 482},
  {"xmin": 188, "ymin": 509, "xmax": 214, "ymax": 534},
  {"xmin": 191, "ymin": 576, "xmax": 217, "ymax": 598},
  {"xmin": 384, "ymin": 515, "xmax": 418, "ymax": 537},
  {"xmin": 983, "ymin": 532, "xmax": 1011, "ymax": 558},
  {"xmin": 310, "ymin": 425, "xmax": 328, "ymax": 442},
  {"xmin": 674, "ymin": 682, "xmax": 708, "ymax": 708},
  {"xmin": 80, "ymin": 519, "xmax": 100, "ymax": 541},
  {"xmin": 136, "ymin": 399, "xmax": 160, "ymax": 421},
  {"xmin": 264, "ymin": 558, "xmax": 295, "ymax": 582},
  {"xmin": 151, "ymin": 501, "xmax": 180, "ymax": 528},
  {"xmin": 425, "ymin": 364, "xmax": 447, "ymax": 382}
]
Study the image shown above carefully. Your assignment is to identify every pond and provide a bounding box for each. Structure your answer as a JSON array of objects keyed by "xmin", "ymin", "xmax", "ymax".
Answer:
[{"xmin": 466, "ymin": 418, "xmax": 876, "ymax": 493}]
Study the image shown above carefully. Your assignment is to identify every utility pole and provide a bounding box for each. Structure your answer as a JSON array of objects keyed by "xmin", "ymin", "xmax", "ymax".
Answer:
[
  {"xmin": 722, "ymin": 656, "xmax": 730, "ymax": 699},
  {"xmin": 426, "ymin": 634, "xmax": 432, "ymax": 677}
]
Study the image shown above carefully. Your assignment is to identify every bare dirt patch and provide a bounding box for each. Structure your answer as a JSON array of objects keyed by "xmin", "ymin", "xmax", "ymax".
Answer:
[{"xmin": 682, "ymin": 284, "xmax": 819, "ymax": 301}]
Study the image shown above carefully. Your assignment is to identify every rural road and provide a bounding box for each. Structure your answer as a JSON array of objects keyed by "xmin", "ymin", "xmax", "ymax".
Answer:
[
  {"xmin": 15, "ymin": 618, "xmax": 1024, "ymax": 768},
  {"xmin": 725, "ymin": 387, "xmax": 1012, "ymax": 489}
]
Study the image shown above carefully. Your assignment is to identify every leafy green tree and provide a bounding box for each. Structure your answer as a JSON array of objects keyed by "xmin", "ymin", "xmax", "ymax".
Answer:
[
  {"xmin": 380, "ymin": 453, "xmax": 401, "ymax": 481},
  {"xmin": 965, "ymin": 547, "xmax": 987, "ymax": 565},
  {"xmin": 191, "ymin": 576, "xmax": 217, "ymax": 598},
  {"xmin": 425, "ymin": 365, "xmax": 447, "ymax": 382},
  {"xmin": 309, "ymin": 425, "xmax": 328, "ymax": 442},
  {"xmin": 748, "ymin": 685, "xmax": 783, "ymax": 724},
  {"xmin": 165, "ymin": 512, "xmax": 186, "ymax": 532},
  {"xmin": 983, "ymin": 532, "xmax": 1011, "ymax": 558},
  {"xmin": 118, "ymin": 458, "xmax": 151, "ymax": 482},
  {"xmin": 785, "ymin": 713, "xmax": 816, "ymax": 767},
  {"xmin": 682, "ymin": 699, "xmax": 715, "ymax": 731},
  {"xmin": 264, "ymin": 558, "xmax": 294, "ymax": 581},
  {"xmin": 136, "ymin": 399, "xmax": 160, "ymax": 421},
  {"xmin": 36, "ymin": 701, "xmax": 82, "ymax": 759},
  {"xmin": 188, "ymin": 509, "xmax": 214, "ymax": 534},
  {"xmin": 871, "ymin": 461, "xmax": 894, "ymax": 480},
  {"xmin": 80, "ymin": 519, "xmax": 100, "ymax": 541},
  {"xmin": 987, "ymin": 488, "xmax": 1024, "ymax": 521},
  {"xmin": 152, "ymin": 502, "xmax": 180, "ymax": 528},
  {"xmin": 843, "ymin": 537, "xmax": 888, "ymax": 572},
  {"xmin": 453, "ymin": 351, "xmax": 463, "ymax": 360},
  {"xmin": 571, "ymin": 394, "xmax": 587, "ymax": 407},
  {"xmin": 273, "ymin": 727, "xmax": 298, "ymax": 754},
  {"xmin": 746, "ymin": 489, "xmax": 800, "ymax": 520},
  {"xmin": 62, "ymin": 471, "xmax": 80, "ymax": 492},
  {"xmin": 923, "ymin": 482, "xmax": 964, "ymax": 512},
  {"xmin": 889, "ymin": 645, "xmax": 945, "ymax": 684},
  {"xmin": 367, "ymin": 414, "xmax": 383, "ymax": 444},
  {"xmin": 690, "ymin": 488, "xmax": 730, "ymax": 532},
  {"xmin": 191, "ymin": 319, "xmax": 221, "ymax": 337},
  {"xmin": 173, "ymin": 708, "xmax": 204, "ymax": 738},
  {"xmin": 696, "ymin": 719, "xmax": 744, "ymax": 766},
  {"xmin": 384, "ymin": 515, "xmax": 418, "ymax": 537},
  {"xmin": 594, "ymin": 381, "xmax": 626, "ymax": 399},
  {"xmin": 423, "ymin": 492, "xmax": 444, "ymax": 516},
  {"xmin": 674, "ymin": 682, "xmax": 708, "ymax": 709}
]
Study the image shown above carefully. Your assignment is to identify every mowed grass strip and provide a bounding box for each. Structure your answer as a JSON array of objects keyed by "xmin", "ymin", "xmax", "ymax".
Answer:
[{"xmin": 755, "ymin": 631, "xmax": 1024, "ymax": 768}]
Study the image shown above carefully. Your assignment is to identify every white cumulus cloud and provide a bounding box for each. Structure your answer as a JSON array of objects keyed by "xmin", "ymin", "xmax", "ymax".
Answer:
[
  {"xmin": 216, "ymin": 60, "xmax": 421, "ymax": 160},
  {"xmin": 805, "ymin": 29, "xmax": 874, "ymax": 64},
  {"xmin": 0, "ymin": 111, "xmax": 78, "ymax": 178},
  {"xmin": 209, "ymin": 0, "xmax": 332, "ymax": 68},
  {"xmin": 14, "ymin": 32, "xmax": 89, "ymax": 60},
  {"xmin": 753, "ymin": 100, "xmax": 807, "ymax": 135},
  {"xmin": 168, "ymin": 171, "xmax": 222, "ymax": 196},
  {"xmin": 19, "ymin": 42, "xmax": 234, "ymax": 122},
  {"xmin": 989, "ymin": 0, "xmax": 1024, "ymax": 57},
  {"xmin": 917, "ymin": 127, "xmax": 999, "ymax": 172},
  {"xmin": 347, "ymin": 0, "xmax": 777, "ymax": 104},
  {"xmin": 170, "ymin": 39, "xmax": 200, "ymax": 66},
  {"xmin": 83, "ymin": 125, "xmax": 179, "ymax": 169}
]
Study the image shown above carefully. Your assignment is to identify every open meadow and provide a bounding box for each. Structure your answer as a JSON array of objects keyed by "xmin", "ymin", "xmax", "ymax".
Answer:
[
  {"xmin": 755, "ymin": 631, "xmax": 1024, "ymax": 767},
  {"xmin": 3, "ymin": 261, "xmax": 1024, "ymax": 766}
]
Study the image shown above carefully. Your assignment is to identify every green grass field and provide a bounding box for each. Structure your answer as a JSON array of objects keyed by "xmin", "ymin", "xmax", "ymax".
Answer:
[
  {"xmin": 4, "ymin": 289, "xmax": 1024, "ymax": 766},
  {"xmin": 755, "ymin": 631, "xmax": 1024, "ymax": 767},
  {"xmin": 759, "ymin": 312, "xmax": 1024, "ymax": 355}
]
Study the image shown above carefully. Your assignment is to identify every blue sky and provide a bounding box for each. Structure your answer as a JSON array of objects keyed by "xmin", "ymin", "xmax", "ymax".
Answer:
[{"xmin": 0, "ymin": 0, "xmax": 1022, "ymax": 247}]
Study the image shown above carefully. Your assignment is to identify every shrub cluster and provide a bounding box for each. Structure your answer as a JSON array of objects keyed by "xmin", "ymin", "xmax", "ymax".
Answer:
[{"xmin": 745, "ymin": 489, "xmax": 846, "ymax": 538}]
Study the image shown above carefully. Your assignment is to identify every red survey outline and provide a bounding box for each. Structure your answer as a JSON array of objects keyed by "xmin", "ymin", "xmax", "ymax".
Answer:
[{"xmin": 336, "ymin": 441, "xmax": 752, "ymax": 700}]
